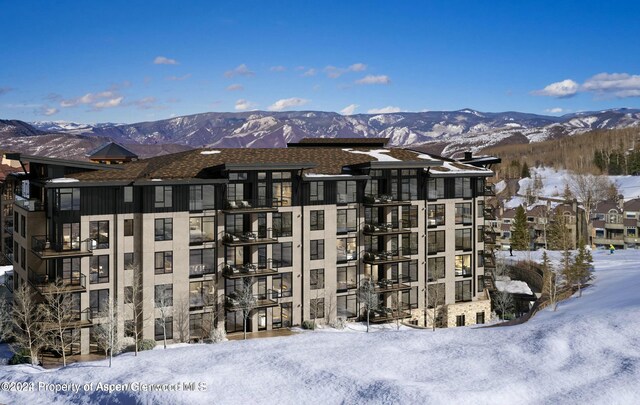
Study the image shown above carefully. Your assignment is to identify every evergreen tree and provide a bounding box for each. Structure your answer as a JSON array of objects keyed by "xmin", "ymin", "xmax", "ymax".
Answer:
[
  {"xmin": 570, "ymin": 239, "xmax": 593, "ymax": 297},
  {"xmin": 510, "ymin": 205, "xmax": 529, "ymax": 250},
  {"xmin": 547, "ymin": 209, "xmax": 571, "ymax": 250},
  {"xmin": 521, "ymin": 161, "xmax": 530, "ymax": 178}
]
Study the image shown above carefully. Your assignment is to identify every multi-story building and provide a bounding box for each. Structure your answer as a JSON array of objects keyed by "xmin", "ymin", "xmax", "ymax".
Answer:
[
  {"xmin": 592, "ymin": 197, "xmax": 640, "ymax": 249},
  {"xmin": 2, "ymin": 139, "xmax": 497, "ymax": 355}
]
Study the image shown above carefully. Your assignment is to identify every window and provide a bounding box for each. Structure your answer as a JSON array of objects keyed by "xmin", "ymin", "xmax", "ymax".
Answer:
[
  {"xmin": 272, "ymin": 172, "xmax": 292, "ymax": 207},
  {"xmin": 189, "ymin": 185, "xmax": 215, "ymax": 211},
  {"xmin": 272, "ymin": 242, "xmax": 292, "ymax": 268},
  {"xmin": 154, "ymin": 186, "xmax": 172, "ymax": 208},
  {"xmin": 273, "ymin": 303, "xmax": 292, "ymax": 329},
  {"xmin": 456, "ymin": 314, "xmax": 466, "ymax": 327},
  {"xmin": 20, "ymin": 247, "xmax": 26, "ymax": 270},
  {"xmin": 21, "ymin": 215, "xmax": 25, "ymax": 237},
  {"xmin": 310, "ymin": 298, "xmax": 325, "ymax": 319},
  {"xmin": 154, "ymin": 218, "xmax": 173, "ymax": 241},
  {"xmin": 124, "ymin": 286, "xmax": 134, "ymax": 304},
  {"xmin": 455, "ymin": 254, "xmax": 472, "ymax": 277},
  {"xmin": 90, "ymin": 289, "xmax": 109, "ymax": 317},
  {"xmin": 189, "ymin": 280, "xmax": 214, "ymax": 307},
  {"xmin": 154, "ymin": 251, "xmax": 173, "ymax": 274},
  {"xmin": 189, "ymin": 217, "xmax": 215, "ymax": 244},
  {"xmin": 310, "ymin": 181, "xmax": 324, "ymax": 202},
  {"xmin": 428, "ymin": 231, "xmax": 445, "ymax": 254},
  {"xmin": 155, "ymin": 317, "xmax": 173, "ymax": 340},
  {"xmin": 401, "ymin": 233, "xmax": 418, "ymax": 255},
  {"xmin": 337, "ymin": 294, "xmax": 357, "ymax": 317},
  {"xmin": 428, "ymin": 204, "xmax": 445, "ymax": 227},
  {"xmin": 61, "ymin": 257, "xmax": 80, "ymax": 281},
  {"xmin": 227, "ymin": 183, "xmax": 244, "ymax": 204},
  {"xmin": 189, "ymin": 248, "xmax": 216, "ymax": 276},
  {"xmin": 401, "ymin": 260, "xmax": 418, "ymax": 282},
  {"xmin": 427, "ymin": 178, "xmax": 445, "ymax": 200},
  {"xmin": 55, "ymin": 188, "xmax": 80, "ymax": 210},
  {"xmin": 124, "ymin": 320, "xmax": 135, "ymax": 338},
  {"xmin": 124, "ymin": 186, "xmax": 133, "ymax": 203},
  {"xmin": 428, "ymin": 257, "xmax": 446, "ymax": 281},
  {"xmin": 455, "ymin": 280, "xmax": 472, "ymax": 302},
  {"xmin": 476, "ymin": 312, "xmax": 485, "ymax": 324},
  {"xmin": 310, "ymin": 268, "xmax": 324, "ymax": 289},
  {"xmin": 273, "ymin": 273, "xmax": 292, "ymax": 298},
  {"xmin": 155, "ymin": 284, "xmax": 173, "ymax": 307},
  {"xmin": 478, "ymin": 275, "xmax": 484, "ymax": 292},
  {"xmin": 61, "ymin": 222, "xmax": 80, "ymax": 250},
  {"xmin": 454, "ymin": 178, "xmax": 472, "ymax": 198},
  {"xmin": 310, "ymin": 240, "xmax": 324, "ymax": 260},
  {"xmin": 273, "ymin": 212, "xmax": 293, "ymax": 237},
  {"xmin": 401, "ymin": 286, "xmax": 419, "ymax": 309},
  {"xmin": 337, "ymin": 181, "xmax": 357, "ymax": 203},
  {"xmin": 124, "ymin": 253, "xmax": 136, "ymax": 269},
  {"xmin": 337, "ymin": 266, "xmax": 357, "ymax": 291},
  {"xmin": 478, "ymin": 200, "xmax": 484, "ymax": 218},
  {"xmin": 477, "ymin": 225, "xmax": 484, "ymax": 243},
  {"xmin": 336, "ymin": 237, "xmax": 357, "ymax": 262},
  {"xmin": 124, "ymin": 219, "xmax": 134, "ymax": 237},
  {"xmin": 310, "ymin": 210, "xmax": 324, "ymax": 231},
  {"xmin": 455, "ymin": 229, "xmax": 472, "ymax": 251},
  {"xmin": 229, "ymin": 172, "xmax": 248, "ymax": 181},
  {"xmin": 337, "ymin": 209, "xmax": 357, "ymax": 233},
  {"xmin": 477, "ymin": 251, "xmax": 484, "ymax": 268},
  {"xmin": 90, "ymin": 255, "xmax": 109, "ymax": 284},
  {"xmin": 427, "ymin": 283, "xmax": 445, "ymax": 307},
  {"xmin": 402, "ymin": 205, "xmax": 418, "ymax": 228},
  {"xmin": 455, "ymin": 203, "xmax": 472, "ymax": 225},
  {"xmin": 401, "ymin": 176, "xmax": 418, "ymax": 200}
]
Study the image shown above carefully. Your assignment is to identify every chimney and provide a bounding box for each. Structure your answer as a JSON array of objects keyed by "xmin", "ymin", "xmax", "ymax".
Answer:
[
  {"xmin": 618, "ymin": 194, "xmax": 625, "ymax": 211},
  {"xmin": 464, "ymin": 151, "xmax": 472, "ymax": 161}
]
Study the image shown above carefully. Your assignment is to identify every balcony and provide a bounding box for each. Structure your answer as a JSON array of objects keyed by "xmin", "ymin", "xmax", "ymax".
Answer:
[
  {"xmin": 484, "ymin": 184, "xmax": 496, "ymax": 196},
  {"xmin": 41, "ymin": 309, "xmax": 92, "ymax": 330},
  {"xmin": 369, "ymin": 308, "xmax": 412, "ymax": 323},
  {"xmin": 14, "ymin": 198, "xmax": 44, "ymax": 212},
  {"xmin": 31, "ymin": 236, "xmax": 94, "ymax": 259},
  {"xmin": 372, "ymin": 278, "xmax": 412, "ymax": 293},
  {"xmin": 226, "ymin": 290, "xmax": 279, "ymax": 310},
  {"xmin": 483, "ymin": 233, "xmax": 496, "ymax": 244},
  {"xmin": 222, "ymin": 262, "xmax": 278, "ymax": 279},
  {"xmin": 480, "ymin": 274, "xmax": 496, "ymax": 292},
  {"xmin": 483, "ymin": 208, "xmax": 496, "ymax": 220},
  {"xmin": 362, "ymin": 251, "xmax": 412, "ymax": 265},
  {"xmin": 483, "ymin": 255, "xmax": 496, "ymax": 269},
  {"xmin": 363, "ymin": 194, "xmax": 412, "ymax": 207},
  {"xmin": 222, "ymin": 199, "xmax": 278, "ymax": 214},
  {"xmin": 28, "ymin": 267, "xmax": 86, "ymax": 294},
  {"xmin": 221, "ymin": 231, "xmax": 277, "ymax": 247},
  {"xmin": 189, "ymin": 263, "xmax": 216, "ymax": 278},
  {"xmin": 593, "ymin": 236, "xmax": 625, "ymax": 246},
  {"xmin": 3, "ymin": 270, "xmax": 14, "ymax": 292},
  {"xmin": 363, "ymin": 222, "xmax": 412, "ymax": 236},
  {"xmin": 624, "ymin": 236, "xmax": 640, "ymax": 245},
  {"xmin": 604, "ymin": 222, "xmax": 624, "ymax": 230}
]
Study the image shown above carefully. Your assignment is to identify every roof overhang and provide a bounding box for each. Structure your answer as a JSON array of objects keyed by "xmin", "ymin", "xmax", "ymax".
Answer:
[
  {"xmin": 6, "ymin": 153, "xmax": 123, "ymax": 172},
  {"xmin": 346, "ymin": 160, "xmax": 443, "ymax": 171}
]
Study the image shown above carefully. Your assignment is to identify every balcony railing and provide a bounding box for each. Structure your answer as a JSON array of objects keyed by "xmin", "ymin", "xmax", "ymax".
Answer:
[
  {"xmin": 369, "ymin": 308, "xmax": 412, "ymax": 323},
  {"xmin": 226, "ymin": 290, "xmax": 279, "ymax": 310},
  {"xmin": 222, "ymin": 198, "xmax": 279, "ymax": 213},
  {"xmin": 189, "ymin": 263, "xmax": 216, "ymax": 278},
  {"xmin": 363, "ymin": 194, "xmax": 412, "ymax": 206},
  {"xmin": 483, "ymin": 208, "xmax": 496, "ymax": 220},
  {"xmin": 483, "ymin": 233, "xmax": 496, "ymax": 244},
  {"xmin": 455, "ymin": 215, "xmax": 473, "ymax": 226},
  {"xmin": 363, "ymin": 222, "xmax": 412, "ymax": 236},
  {"xmin": 221, "ymin": 230, "xmax": 277, "ymax": 246},
  {"xmin": 3, "ymin": 270, "xmax": 14, "ymax": 292},
  {"xmin": 371, "ymin": 278, "xmax": 412, "ymax": 293},
  {"xmin": 14, "ymin": 198, "xmax": 44, "ymax": 212},
  {"xmin": 41, "ymin": 308, "xmax": 92, "ymax": 330},
  {"xmin": 28, "ymin": 267, "xmax": 86, "ymax": 294},
  {"xmin": 31, "ymin": 235, "xmax": 94, "ymax": 259},
  {"xmin": 362, "ymin": 250, "xmax": 412, "ymax": 265},
  {"xmin": 337, "ymin": 192, "xmax": 358, "ymax": 204},
  {"xmin": 222, "ymin": 262, "xmax": 278, "ymax": 279},
  {"xmin": 484, "ymin": 184, "xmax": 496, "ymax": 196},
  {"xmin": 455, "ymin": 267, "xmax": 473, "ymax": 277}
]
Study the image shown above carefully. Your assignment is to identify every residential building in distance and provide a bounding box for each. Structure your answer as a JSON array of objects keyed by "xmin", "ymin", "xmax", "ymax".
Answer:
[
  {"xmin": 592, "ymin": 197, "xmax": 640, "ymax": 249},
  {"xmin": 1, "ymin": 139, "xmax": 498, "ymax": 355}
]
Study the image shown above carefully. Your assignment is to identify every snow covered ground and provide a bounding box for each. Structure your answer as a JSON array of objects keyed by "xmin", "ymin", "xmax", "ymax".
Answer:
[{"xmin": 1, "ymin": 250, "xmax": 639, "ymax": 405}]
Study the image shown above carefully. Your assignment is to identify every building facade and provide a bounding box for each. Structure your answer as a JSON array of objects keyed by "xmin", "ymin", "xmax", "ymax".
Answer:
[{"xmin": 2, "ymin": 141, "xmax": 497, "ymax": 355}]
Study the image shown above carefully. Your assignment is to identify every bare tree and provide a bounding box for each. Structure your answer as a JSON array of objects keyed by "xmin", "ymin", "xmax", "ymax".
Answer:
[
  {"xmin": 325, "ymin": 291, "xmax": 337, "ymax": 327},
  {"xmin": 426, "ymin": 283, "xmax": 445, "ymax": 331},
  {"xmin": 357, "ymin": 279, "xmax": 379, "ymax": 333},
  {"xmin": 541, "ymin": 251, "xmax": 559, "ymax": 311},
  {"xmin": 42, "ymin": 280, "xmax": 79, "ymax": 367},
  {"xmin": 93, "ymin": 296, "xmax": 119, "ymax": 368},
  {"xmin": 10, "ymin": 284, "xmax": 46, "ymax": 365},
  {"xmin": 389, "ymin": 291, "xmax": 402, "ymax": 331},
  {"xmin": 125, "ymin": 265, "xmax": 152, "ymax": 355},
  {"xmin": 154, "ymin": 286, "xmax": 173, "ymax": 349},
  {"xmin": 566, "ymin": 173, "xmax": 615, "ymax": 246},
  {"xmin": 173, "ymin": 294, "xmax": 190, "ymax": 343},
  {"xmin": 0, "ymin": 297, "xmax": 13, "ymax": 343},
  {"xmin": 493, "ymin": 290, "xmax": 514, "ymax": 320},
  {"xmin": 228, "ymin": 278, "xmax": 256, "ymax": 340}
]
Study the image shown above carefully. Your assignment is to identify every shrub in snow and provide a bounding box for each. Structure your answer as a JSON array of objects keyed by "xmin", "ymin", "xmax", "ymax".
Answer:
[
  {"xmin": 209, "ymin": 327, "xmax": 227, "ymax": 343},
  {"xmin": 138, "ymin": 339, "xmax": 157, "ymax": 351},
  {"xmin": 120, "ymin": 337, "xmax": 136, "ymax": 353},
  {"xmin": 8, "ymin": 348, "xmax": 32, "ymax": 365},
  {"xmin": 302, "ymin": 320, "xmax": 316, "ymax": 330},
  {"xmin": 330, "ymin": 317, "xmax": 347, "ymax": 330}
]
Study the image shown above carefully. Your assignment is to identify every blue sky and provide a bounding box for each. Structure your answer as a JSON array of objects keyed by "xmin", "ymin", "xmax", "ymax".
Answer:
[{"xmin": 1, "ymin": 0, "xmax": 640, "ymax": 123}]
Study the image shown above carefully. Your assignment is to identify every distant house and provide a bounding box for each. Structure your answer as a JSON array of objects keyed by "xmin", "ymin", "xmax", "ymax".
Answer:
[
  {"xmin": 592, "ymin": 197, "xmax": 640, "ymax": 249},
  {"xmin": 86, "ymin": 142, "xmax": 138, "ymax": 164}
]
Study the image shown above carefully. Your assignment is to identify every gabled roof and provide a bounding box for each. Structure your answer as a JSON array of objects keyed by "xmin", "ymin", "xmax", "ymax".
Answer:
[
  {"xmin": 87, "ymin": 142, "xmax": 138, "ymax": 159},
  {"xmin": 624, "ymin": 198, "xmax": 640, "ymax": 212}
]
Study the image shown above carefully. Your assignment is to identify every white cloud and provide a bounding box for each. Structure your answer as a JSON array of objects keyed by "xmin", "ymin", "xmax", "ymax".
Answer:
[
  {"xmin": 325, "ymin": 63, "xmax": 368, "ymax": 78},
  {"xmin": 301, "ymin": 68, "xmax": 317, "ymax": 77},
  {"xmin": 582, "ymin": 72, "xmax": 640, "ymax": 98},
  {"xmin": 35, "ymin": 106, "xmax": 58, "ymax": 116},
  {"xmin": 267, "ymin": 97, "xmax": 310, "ymax": 111},
  {"xmin": 235, "ymin": 99, "xmax": 256, "ymax": 111},
  {"xmin": 93, "ymin": 96, "xmax": 124, "ymax": 109},
  {"xmin": 532, "ymin": 79, "xmax": 579, "ymax": 98},
  {"xmin": 61, "ymin": 91, "xmax": 116, "ymax": 107},
  {"xmin": 226, "ymin": 84, "xmax": 244, "ymax": 91},
  {"xmin": 225, "ymin": 64, "xmax": 255, "ymax": 78},
  {"xmin": 340, "ymin": 104, "xmax": 359, "ymax": 115},
  {"xmin": 132, "ymin": 97, "xmax": 164, "ymax": 110},
  {"xmin": 367, "ymin": 106, "xmax": 401, "ymax": 114},
  {"xmin": 545, "ymin": 107, "xmax": 564, "ymax": 113},
  {"xmin": 153, "ymin": 56, "xmax": 179, "ymax": 65},
  {"xmin": 356, "ymin": 75, "xmax": 390, "ymax": 85},
  {"xmin": 166, "ymin": 74, "xmax": 192, "ymax": 81},
  {"xmin": 270, "ymin": 66, "xmax": 286, "ymax": 72}
]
